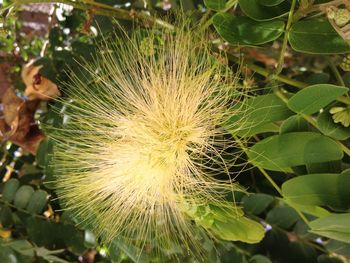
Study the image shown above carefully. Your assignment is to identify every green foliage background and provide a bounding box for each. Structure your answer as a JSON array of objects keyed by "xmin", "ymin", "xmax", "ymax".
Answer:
[{"xmin": 1, "ymin": 0, "xmax": 350, "ymax": 262}]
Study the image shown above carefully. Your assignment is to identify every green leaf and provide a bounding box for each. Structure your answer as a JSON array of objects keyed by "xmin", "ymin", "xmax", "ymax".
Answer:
[
  {"xmin": 25, "ymin": 216, "xmax": 63, "ymax": 247},
  {"xmin": 310, "ymin": 213, "xmax": 350, "ymax": 243},
  {"xmin": 250, "ymin": 255, "xmax": 273, "ymax": 263},
  {"xmin": 288, "ymin": 84, "xmax": 348, "ymax": 115},
  {"xmin": 317, "ymin": 110, "xmax": 350, "ymax": 140},
  {"xmin": 220, "ymin": 247, "xmax": 247, "ymax": 263},
  {"xmin": 338, "ymin": 170, "xmax": 350, "ymax": 208},
  {"xmin": 280, "ymin": 115, "xmax": 308, "ymax": 134},
  {"xmin": 204, "ymin": 0, "xmax": 227, "ymax": 10},
  {"xmin": 6, "ymin": 240, "xmax": 34, "ymax": 257},
  {"xmin": 282, "ymin": 174, "xmax": 343, "ymax": 208},
  {"xmin": 213, "ymin": 13, "xmax": 284, "ymax": 45},
  {"xmin": 26, "ymin": 190, "xmax": 48, "ymax": 214},
  {"xmin": 0, "ymin": 247, "xmax": 18, "ymax": 263},
  {"xmin": 318, "ymin": 255, "xmax": 344, "ymax": 263},
  {"xmin": 247, "ymin": 132, "xmax": 343, "ymax": 172},
  {"xmin": 225, "ymin": 94, "xmax": 293, "ymax": 137},
  {"xmin": 258, "ymin": 0, "xmax": 285, "ymax": 6},
  {"xmin": 288, "ymin": 241, "xmax": 318, "ymax": 263},
  {"xmin": 0, "ymin": 205, "xmax": 12, "ymax": 227},
  {"xmin": 325, "ymin": 240, "xmax": 350, "ymax": 257},
  {"xmin": 62, "ymin": 224, "xmax": 85, "ymax": 255},
  {"xmin": 289, "ymin": 19, "xmax": 350, "ymax": 54},
  {"xmin": 36, "ymin": 139, "xmax": 54, "ymax": 168},
  {"xmin": 242, "ymin": 193, "xmax": 274, "ymax": 215},
  {"xmin": 344, "ymin": 72, "xmax": 350, "ymax": 88},
  {"xmin": 185, "ymin": 203, "xmax": 263, "ymax": 243},
  {"xmin": 305, "ymin": 73, "xmax": 330, "ymax": 85},
  {"xmin": 266, "ymin": 206, "xmax": 299, "ymax": 229},
  {"xmin": 211, "ymin": 216, "xmax": 265, "ymax": 243},
  {"xmin": 35, "ymin": 247, "xmax": 67, "ymax": 263},
  {"xmin": 285, "ymin": 201, "xmax": 330, "ymax": 218},
  {"xmin": 14, "ymin": 185, "xmax": 34, "ymax": 209},
  {"xmin": 238, "ymin": 0, "xmax": 290, "ymax": 21},
  {"xmin": 37, "ymin": 139, "xmax": 55, "ymax": 189},
  {"xmin": 2, "ymin": 179, "xmax": 20, "ymax": 203}
]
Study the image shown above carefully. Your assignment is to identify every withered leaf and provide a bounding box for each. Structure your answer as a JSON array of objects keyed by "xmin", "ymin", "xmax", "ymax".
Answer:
[{"xmin": 22, "ymin": 60, "xmax": 60, "ymax": 101}]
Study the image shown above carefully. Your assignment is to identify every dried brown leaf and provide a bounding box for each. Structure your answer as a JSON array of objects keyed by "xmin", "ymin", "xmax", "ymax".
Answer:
[
  {"xmin": 22, "ymin": 60, "xmax": 60, "ymax": 101},
  {"xmin": 0, "ymin": 88, "xmax": 44, "ymax": 154}
]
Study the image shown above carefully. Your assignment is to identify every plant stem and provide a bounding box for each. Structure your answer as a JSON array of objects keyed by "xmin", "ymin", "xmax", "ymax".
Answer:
[
  {"xmin": 339, "ymin": 142, "xmax": 350, "ymax": 157},
  {"xmin": 275, "ymin": 0, "xmax": 297, "ymax": 75},
  {"xmin": 223, "ymin": 0, "xmax": 238, "ymax": 12},
  {"xmin": 328, "ymin": 59, "xmax": 346, "ymax": 87},
  {"xmin": 225, "ymin": 53, "xmax": 308, "ymax": 88},
  {"xmin": 233, "ymin": 135, "xmax": 282, "ymax": 196},
  {"xmin": 225, "ymin": 53, "xmax": 350, "ymax": 105},
  {"xmin": 278, "ymin": 197, "xmax": 310, "ymax": 225},
  {"xmin": 257, "ymin": 167, "xmax": 283, "ymax": 196},
  {"xmin": 12, "ymin": 0, "xmax": 174, "ymax": 29}
]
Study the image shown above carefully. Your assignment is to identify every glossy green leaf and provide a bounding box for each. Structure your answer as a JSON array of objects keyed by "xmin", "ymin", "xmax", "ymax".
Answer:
[
  {"xmin": 26, "ymin": 190, "xmax": 48, "ymax": 214},
  {"xmin": 7, "ymin": 240, "xmax": 35, "ymax": 257},
  {"xmin": 62, "ymin": 225, "xmax": 85, "ymax": 254},
  {"xmin": 0, "ymin": 205, "xmax": 13, "ymax": 227},
  {"xmin": 250, "ymin": 255, "xmax": 273, "ymax": 263},
  {"xmin": 317, "ymin": 110, "xmax": 350, "ymax": 140},
  {"xmin": 288, "ymin": 241, "xmax": 318, "ymax": 263},
  {"xmin": 318, "ymin": 255, "xmax": 344, "ymax": 263},
  {"xmin": 282, "ymin": 174, "xmax": 343, "ymax": 208},
  {"xmin": 186, "ymin": 203, "xmax": 263, "ymax": 243},
  {"xmin": 225, "ymin": 94, "xmax": 293, "ymax": 137},
  {"xmin": 2, "ymin": 179, "xmax": 20, "ymax": 203},
  {"xmin": 258, "ymin": 0, "xmax": 286, "ymax": 6},
  {"xmin": 285, "ymin": 201, "xmax": 330, "ymax": 218},
  {"xmin": 280, "ymin": 115, "xmax": 308, "ymax": 134},
  {"xmin": 25, "ymin": 216, "xmax": 62, "ymax": 246},
  {"xmin": 289, "ymin": 19, "xmax": 350, "ymax": 54},
  {"xmin": 14, "ymin": 185, "xmax": 34, "ymax": 209},
  {"xmin": 238, "ymin": 0, "xmax": 290, "ymax": 21},
  {"xmin": 325, "ymin": 240, "xmax": 350, "ymax": 258},
  {"xmin": 204, "ymin": 0, "xmax": 227, "ymax": 10},
  {"xmin": 213, "ymin": 13, "xmax": 284, "ymax": 45},
  {"xmin": 219, "ymin": 247, "xmax": 246, "ymax": 263},
  {"xmin": 305, "ymin": 73, "xmax": 330, "ymax": 85},
  {"xmin": 248, "ymin": 132, "xmax": 343, "ymax": 172},
  {"xmin": 211, "ymin": 216, "xmax": 265, "ymax": 243},
  {"xmin": 338, "ymin": 170, "xmax": 350, "ymax": 207},
  {"xmin": 343, "ymin": 72, "xmax": 350, "ymax": 88},
  {"xmin": 243, "ymin": 193, "xmax": 274, "ymax": 215},
  {"xmin": 266, "ymin": 206, "xmax": 299, "ymax": 229},
  {"xmin": 35, "ymin": 247, "xmax": 67, "ymax": 263},
  {"xmin": 37, "ymin": 139, "xmax": 55, "ymax": 189},
  {"xmin": 288, "ymin": 84, "xmax": 348, "ymax": 115},
  {"xmin": 310, "ymin": 213, "xmax": 350, "ymax": 243},
  {"xmin": 36, "ymin": 139, "xmax": 54, "ymax": 168}
]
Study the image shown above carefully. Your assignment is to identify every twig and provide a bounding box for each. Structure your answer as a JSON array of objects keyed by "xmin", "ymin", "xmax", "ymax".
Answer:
[{"xmin": 275, "ymin": 0, "xmax": 297, "ymax": 75}]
